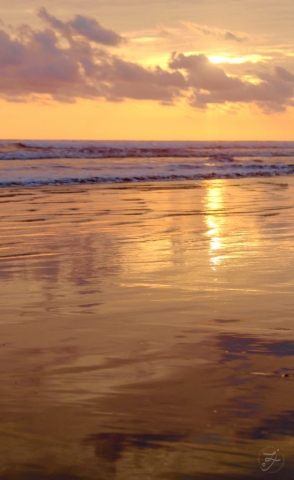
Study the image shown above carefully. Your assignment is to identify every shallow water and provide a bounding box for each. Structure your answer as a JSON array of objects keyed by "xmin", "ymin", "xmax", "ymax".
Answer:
[{"xmin": 0, "ymin": 178, "xmax": 294, "ymax": 479}]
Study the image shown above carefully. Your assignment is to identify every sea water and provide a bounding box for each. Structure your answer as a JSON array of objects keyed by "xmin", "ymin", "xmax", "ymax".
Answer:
[
  {"xmin": 1, "ymin": 140, "xmax": 294, "ymax": 186},
  {"xmin": 1, "ymin": 146, "xmax": 294, "ymax": 478}
]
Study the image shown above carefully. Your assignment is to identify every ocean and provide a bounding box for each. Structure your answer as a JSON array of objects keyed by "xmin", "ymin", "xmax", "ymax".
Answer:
[
  {"xmin": 1, "ymin": 140, "xmax": 294, "ymax": 187},
  {"xmin": 1, "ymin": 143, "xmax": 294, "ymax": 479}
]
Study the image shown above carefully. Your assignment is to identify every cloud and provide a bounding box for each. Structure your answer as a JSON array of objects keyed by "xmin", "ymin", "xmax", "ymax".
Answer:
[
  {"xmin": 104, "ymin": 58, "xmax": 185, "ymax": 102},
  {"xmin": 169, "ymin": 52, "xmax": 294, "ymax": 111},
  {"xmin": 38, "ymin": 7, "xmax": 124, "ymax": 46},
  {"xmin": 0, "ymin": 26, "xmax": 88, "ymax": 100},
  {"xmin": 0, "ymin": 12, "xmax": 185, "ymax": 104},
  {"xmin": 275, "ymin": 66, "xmax": 294, "ymax": 83},
  {"xmin": 0, "ymin": 30, "xmax": 23, "ymax": 67},
  {"xmin": 169, "ymin": 53, "xmax": 243, "ymax": 91},
  {"xmin": 0, "ymin": 10, "xmax": 293, "ymax": 112},
  {"xmin": 182, "ymin": 21, "xmax": 249, "ymax": 43}
]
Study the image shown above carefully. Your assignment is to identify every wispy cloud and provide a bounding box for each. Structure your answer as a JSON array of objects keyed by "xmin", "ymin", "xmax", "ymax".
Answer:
[{"xmin": 182, "ymin": 21, "xmax": 249, "ymax": 43}]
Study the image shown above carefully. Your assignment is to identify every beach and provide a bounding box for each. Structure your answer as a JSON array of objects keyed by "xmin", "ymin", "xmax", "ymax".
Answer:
[{"xmin": 1, "ymin": 177, "xmax": 294, "ymax": 478}]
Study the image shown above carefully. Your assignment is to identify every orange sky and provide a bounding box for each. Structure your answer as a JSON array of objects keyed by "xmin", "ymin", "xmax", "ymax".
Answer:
[{"xmin": 1, "ymin": 0, "xmax": 294, "ymax": 140}]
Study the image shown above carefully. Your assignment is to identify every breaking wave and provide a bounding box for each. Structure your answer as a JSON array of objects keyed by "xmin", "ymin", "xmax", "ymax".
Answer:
[
  {"xmin": 1, "ymin": 140, "xmax": 294, "ymax": 187},
  {"xmin": 1, "ymin": 140, "xmax": 294, "ymax": 160}
]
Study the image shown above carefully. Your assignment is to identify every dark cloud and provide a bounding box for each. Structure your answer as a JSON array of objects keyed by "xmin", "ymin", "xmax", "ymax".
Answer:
[
  {"xmin": 0, "ymin": 11, "xmax": 293, "ymax": 112},
  {"xmin": 169, "ymin": 52, "xmax": 294, "ymax": 112},
  {"xmin": 0, "ymin": 25, "xmax": 92, "ymax": 101},
  {"xmin": 0, "ymin": 30, "xmax": 23, "ymax": 66},
  {"xmin": 38, "ymin": 8, "xmax": 124, "ymax": 46},
  {"xmin": 105, "ymin": 58, "xmax": 185, "ymax": 102},
  {"xmin": 223, "ymin": 31, "xmax": 246, "ymax": 43},
  {"xmin": 275, "ymin": 66, "xmax": 294, "ymax": 83},
  {"xmin": 169, "ymin": 53, "xmax": 243, "ymax": 91},
  {"xmin": 0, "ymin": 12, "xmax": 185, "ymax": 104}
]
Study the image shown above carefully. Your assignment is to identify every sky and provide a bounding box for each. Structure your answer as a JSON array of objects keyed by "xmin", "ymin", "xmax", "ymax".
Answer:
[{"xmin": 1, "ymin": 0, "xmax": 294, "ymax": 140}]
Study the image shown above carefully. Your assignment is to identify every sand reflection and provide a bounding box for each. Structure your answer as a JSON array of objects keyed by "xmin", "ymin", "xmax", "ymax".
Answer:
[
  {"xmin": 204, "ymin": 182, "xmax": 225, "ymax": 269},
  {"xmin": 1, "ymin": 180, "xmax": 294, "ymax": 479},
  {"xmin": 122, "ymin": 237, "xmax": 173, "ymax": 274}
]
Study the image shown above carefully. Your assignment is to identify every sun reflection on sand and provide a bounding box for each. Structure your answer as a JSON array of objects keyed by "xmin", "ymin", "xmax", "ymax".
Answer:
[{"xmin": 204, "ymin": 182, "xmax": 224, "ymax": 269}]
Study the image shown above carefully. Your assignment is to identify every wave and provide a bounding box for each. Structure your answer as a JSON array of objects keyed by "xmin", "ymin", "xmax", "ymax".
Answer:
[
  {"xmin": 1, "ymin": 140, "xmax": 294, "ymax": 160},
  {"xmin": 1, "ymin": 141, "xmax": 294, "ymax": 188},
  {"xmin": 1, "ymin": 163, "xmax": 294, "ymax": 188}
]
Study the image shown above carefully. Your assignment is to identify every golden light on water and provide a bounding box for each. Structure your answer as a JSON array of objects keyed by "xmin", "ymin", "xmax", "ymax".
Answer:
[
  {"xmin": 210, "ymin": 237, "xmax": 221, "ymax": 251},
  {"xmin": 205, "ymin": 183, "xmax": 224, "ymax": 269}
]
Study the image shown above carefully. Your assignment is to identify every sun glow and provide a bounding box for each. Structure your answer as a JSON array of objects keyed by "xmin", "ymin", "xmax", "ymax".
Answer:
[
  {"xmin": 208, "ymin": 54, "xmax": 271, "ymax": 65},
  {"xmin": 205, "ymin": 184, "xmax": 225, "ymax": 269}
]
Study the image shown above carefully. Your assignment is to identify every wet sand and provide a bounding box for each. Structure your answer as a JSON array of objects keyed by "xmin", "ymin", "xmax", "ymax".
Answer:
[{"xmin": 1, "ymin": 178, "xmax": 294, "ymax": 479}]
